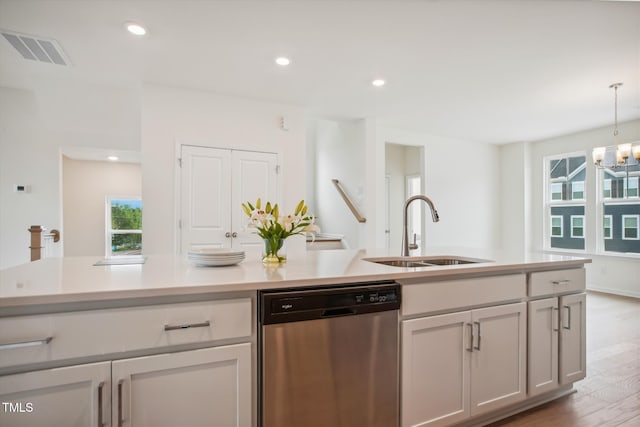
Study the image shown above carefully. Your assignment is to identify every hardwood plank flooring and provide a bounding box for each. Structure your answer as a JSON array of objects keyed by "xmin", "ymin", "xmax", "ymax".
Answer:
[{"xmin": 489, "ymin": 291, "xmax": 640, "ymax": 427}]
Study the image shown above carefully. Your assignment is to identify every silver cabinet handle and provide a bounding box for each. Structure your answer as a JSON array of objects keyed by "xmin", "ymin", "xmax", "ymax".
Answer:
[
  {"xmin": 225, "ymin": 232, "xmax": 231, "ymax": 238},
  {"xmin": 473, "ymin": 321, "xmax": 481, "ymax": 351},
  {"xmin": 97, "ymin": 381, "xmax": 105, "ymax": 427},
  {"xmin": 232, "ymin": 232, "xmax": 238, "ymax": 238},
  {"xmin": 552, "ymin": 280, "xmax": 571, "ymax": 285},
  {"xmin": 563, "ymin": 305, "xmax": 572, "ymax": 330},
  {"xmin": 117, "ymin": 380, "xmax": 124, "ymax": 427},
  {"xmin": 552, "ymin": 307, "xmax": 559, "ymax": 332},
  {"xmin": 164, "ymin": 320, "xmax": 210, "ymax": 331},
  {"xmin": 0, "ymin": 336, "xmax": 52, "ymax": 350},
  {"xmin": 466, "ymin": 323, "xmax": 474, "ymax": 352}
]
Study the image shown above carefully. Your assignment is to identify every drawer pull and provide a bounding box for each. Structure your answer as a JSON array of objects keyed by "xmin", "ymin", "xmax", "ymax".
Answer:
[
  {"xmin": 563, "ymin": 305, "xmax": 572, "ymax": 330},
  {"xmin": 552, "ymin": 280, "xmax": 571, "ymax": 285},
  {"xmin": 0, "ymin": 336, "xmax": 53, "ymax": 350},
  {"xmin": 164, "ymin": 321, "xmax": 210, "ymax": 331},
  {"xmin": 97, "ymin": 381, "xmax": 105, "ymax": 427},
  {"xmin": 117, "ymin": 380, "xmax": 124, "ymax": 427},
  {"xmin": 466, "ymin": 323, "xmax": 474, "ymax": 352},
  {"xmin": 473, "ymin": 321, "xmax": 481, "ymax": 351}
]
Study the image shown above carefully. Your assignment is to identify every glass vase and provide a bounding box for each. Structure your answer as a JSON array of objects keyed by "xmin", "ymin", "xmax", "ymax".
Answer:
[{"xmin": 262, "ymin": 237, "xmax": 286, "ymax": 265}]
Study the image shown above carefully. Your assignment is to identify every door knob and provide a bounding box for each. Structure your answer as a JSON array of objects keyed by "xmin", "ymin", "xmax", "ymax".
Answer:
[
  {"xmin": 225, "ymin": 232, "xmax": 231, "ymax": 238},
  {"xmin": 232, "ymin": 232, "xmax": 238, "ymax": 238}
]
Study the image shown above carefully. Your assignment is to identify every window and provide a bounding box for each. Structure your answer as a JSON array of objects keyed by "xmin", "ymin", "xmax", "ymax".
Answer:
[
  {"xmin": 550, "ymin": 182, "xmax": 563, "ymax": 201},
  {"xmin": 622, "ymin": 215, "xmax": 639, "ymax": 240},
  {"xmin": 545, "ymin": 154, "xmax": 586, "ymax": 251},
  {"xmin": 628, "ymin": 177, "xmax": 639, "ymax": 198},
  {"xmin": 571, "ymin": 181, "xmax": 585, "ymax": 200},
  {"xmin": 571, "ymin": 216, "xmax": 584, "ymax": 238},
  {"xmin": 106, "ymin": 197, "xmax": 142, "ymax": 257},
  {"xmin": 600, "ymin": 161, "xmax": 640, "ymax": 254},
  {"xmin": 551, "ymin": 216, "xmax": 563, "ymax": 237},
  {"xmin": 603, "ymin": 215, "xmax": 612, "ymax": 239}
]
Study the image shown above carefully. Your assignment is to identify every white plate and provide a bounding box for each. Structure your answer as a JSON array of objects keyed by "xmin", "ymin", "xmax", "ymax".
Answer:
[
  {"xmin": 188, "ymin": 248, "xmax": 245, "ymax": 256},
  {"xmin": 190, "ymin": 258, "xmax": 244, "ymax": 267}
]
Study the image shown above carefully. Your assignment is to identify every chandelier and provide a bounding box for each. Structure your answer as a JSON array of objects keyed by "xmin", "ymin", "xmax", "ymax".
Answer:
[{"xmin": 592, "ymin": 82, "xmax": 640, "ymax": 168}]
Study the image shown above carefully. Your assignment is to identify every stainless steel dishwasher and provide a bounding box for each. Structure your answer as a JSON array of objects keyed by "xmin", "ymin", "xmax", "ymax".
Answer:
[{"xmin": 259, "ymin": 281, "xmax": 400, "ymax": 427}]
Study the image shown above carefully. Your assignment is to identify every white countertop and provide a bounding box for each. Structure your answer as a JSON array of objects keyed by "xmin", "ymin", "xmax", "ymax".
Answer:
[{"xmin": 0, "ymin": 248, "xmax": 591, "ymax": 308}]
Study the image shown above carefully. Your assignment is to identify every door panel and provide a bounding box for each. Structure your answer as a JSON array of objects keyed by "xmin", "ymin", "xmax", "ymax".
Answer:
[
  {"xmin": 0, "ymin": 361, "xmax": 111, "ymax": 427},
  {"xmin": 470, "ymin": 302, "xmax": 526, "ymax": 416},
  {"xmin": 559, "ymin": 292, "xmax": 586, "ymax": 384},
  {"xmin": 112, "ymin": 344, "xmax": 251, "ymax": 427},
  {"xmin": 231, "ymin": 150, "xmax": 278, "ymax": 250},
  {"xmin": 401, "ymin": 311, "xmax": 471, "ymax": 427},
  {"xmin": 180, "ymin": 146, "xmax": 231, "ymax": 252},
  {"xmin": 528, "ymin": 297, "xmax": 559, "ymax": 396}
]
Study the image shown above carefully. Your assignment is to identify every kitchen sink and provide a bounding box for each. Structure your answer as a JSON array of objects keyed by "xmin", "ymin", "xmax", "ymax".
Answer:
[{"xmin": 364, "ymin": 255, "xmax": 491, "ymax": 268}]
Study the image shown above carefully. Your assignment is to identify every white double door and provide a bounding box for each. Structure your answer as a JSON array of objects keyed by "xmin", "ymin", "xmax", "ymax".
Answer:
[{"xmin": 180, "ymin": 145, "xmax": 278, "ymax": 253}]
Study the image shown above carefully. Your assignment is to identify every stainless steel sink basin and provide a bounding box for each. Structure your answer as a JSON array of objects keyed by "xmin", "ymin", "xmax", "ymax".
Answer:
[{"xmin": 364, "ymin": 256, "xmax": 491, "ymax": 268}]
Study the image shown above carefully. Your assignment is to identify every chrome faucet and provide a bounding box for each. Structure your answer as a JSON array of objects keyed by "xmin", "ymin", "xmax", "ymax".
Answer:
[{"xmin": 402, "ymin": 195, "xmax": 440, "ymax": 257}]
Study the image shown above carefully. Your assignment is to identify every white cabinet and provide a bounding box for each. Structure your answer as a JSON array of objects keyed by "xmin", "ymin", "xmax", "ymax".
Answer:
[
  {"xmin": 528, "ymin": 268, "xmax": 586, "ymax": 397},
  {"xmin": 0, "ymin": 361, "xmax": 111, "ymax": 427},
  {"xmin": 0, "ymin": 296, "xmax": 254, "ymax": 427},
  {"xmin": 559, "ymin": 293, "xmax": 586, "ymax": 385},
  {"xmin": 402, "ymin": 311, "xmax": 470, "ymax": 427},
  {"xmin": 528, "ymin": 297, "xmax": 559, "ymax": 396},
  {"xmin": 113, "ymin": 344, "xmax": 251, "ymax": 427},
  {"xmin": 179, "ymin": 145, "xmax": 278, "ymax": 252},
  {"xmin": 402, "ymin": 302, "xmax": 526, "ymax": 427}
]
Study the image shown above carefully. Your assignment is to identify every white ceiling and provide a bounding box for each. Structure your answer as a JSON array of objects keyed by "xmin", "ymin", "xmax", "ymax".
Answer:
[{"xmin": 1, "ymin": 0, "xmax": 639, "ymax": 144}]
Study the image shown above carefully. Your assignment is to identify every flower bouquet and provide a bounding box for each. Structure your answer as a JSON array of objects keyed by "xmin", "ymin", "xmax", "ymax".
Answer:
[{"xmin": 242, "ymin": 199, "xmax": 319, "ymax": 264}]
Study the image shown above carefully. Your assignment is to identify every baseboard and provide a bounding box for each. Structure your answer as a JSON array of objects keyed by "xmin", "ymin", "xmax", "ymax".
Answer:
[{"xmin": 586, "ymin": 286, "xmax": 640, "ymax": 299}]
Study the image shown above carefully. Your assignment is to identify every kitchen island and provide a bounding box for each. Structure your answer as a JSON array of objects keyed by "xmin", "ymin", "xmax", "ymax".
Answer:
[{"xmin": 0, "ymin": 249, "xmax": 591, "ymax": 427}]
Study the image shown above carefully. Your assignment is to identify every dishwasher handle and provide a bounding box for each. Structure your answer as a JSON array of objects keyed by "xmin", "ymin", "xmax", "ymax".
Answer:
[{"xmin": 321, "ymin": 308, "xmax": 357, "ymax": 317}]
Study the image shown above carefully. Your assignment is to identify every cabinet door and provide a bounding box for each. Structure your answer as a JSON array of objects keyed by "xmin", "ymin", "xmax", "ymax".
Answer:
[
  {"xmin": 559, "ymin": 292, "xmax": 586, "ymax": 385},
  {"xmin": 401, "ymin": 311, "xmax": 471, "ymax": 427},
  {"xmin": 231, "ymin": 150, "xmax": 278, "ymax": 251},
  {"xmin": 180, "ymin": 145, "xmax": 232, "ymax": 252},
  {"xmin": 528, "ymin": 297, "xmax": 559, "ymax": 396},
  {"xmin": 0, "ymin": 361, "xmax": 111, "ymax": 427},
  {"xmin": 112, "ymin": 343, "xmax": 251, "ymax": 427},
  {"xmin": 470, "ymin": 302, "xmax": 526, "ymax": 416}
]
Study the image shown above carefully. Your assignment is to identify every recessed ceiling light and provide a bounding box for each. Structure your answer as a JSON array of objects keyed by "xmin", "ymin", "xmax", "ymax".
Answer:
[
  {"xmin": 107, "ymin": 155, "xmax": 119, "ymax": 161},
  {"xmin": 275, "ymin": 57, "xmax": 291, "ymax": 66},
  {"xmin": 125, "ymin": 22, "xmax": 147, "ymax": 36},
  {"xmin": 372, "ymin": 79, "xmax": 386, "ymax": 87}
]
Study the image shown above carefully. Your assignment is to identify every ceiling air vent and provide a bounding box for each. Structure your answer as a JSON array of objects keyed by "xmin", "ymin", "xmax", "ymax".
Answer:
[{"xmin": 1, "ymin": 30, "xmax": 69, "ymax": 66}]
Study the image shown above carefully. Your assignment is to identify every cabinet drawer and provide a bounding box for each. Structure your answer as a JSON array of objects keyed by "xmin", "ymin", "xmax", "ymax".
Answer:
[
  {"xmin": 401, "ymin": 274, "xmax": 526, "ymax": 316},
  {"xmin": 0, "ymin": 297, "xmax": 252, "ymax": 369},
  {"xmin": 528, "ymin": 268, "xmax": 585, "ymax": 297}
]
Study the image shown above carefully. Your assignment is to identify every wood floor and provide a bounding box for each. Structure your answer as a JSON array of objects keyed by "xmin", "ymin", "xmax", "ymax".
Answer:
[{"xmin": 489, "ymin": 291, "xmax": 640, "ymax": 427}]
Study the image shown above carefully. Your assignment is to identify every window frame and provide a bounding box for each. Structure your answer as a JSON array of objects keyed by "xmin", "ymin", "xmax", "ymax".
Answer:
[
  {"xmin": 596, "ymin": 165, "xmax": 640, "ymax": 256},
  {"xmin": 544, "ymin": 152, "xmax": 586, "ymax": 252}
]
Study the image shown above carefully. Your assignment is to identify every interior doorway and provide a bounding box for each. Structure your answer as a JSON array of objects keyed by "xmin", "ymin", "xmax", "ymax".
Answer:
[{"xmin": 385, "ymin": 143, "xmax": 424, "ymax": 253}]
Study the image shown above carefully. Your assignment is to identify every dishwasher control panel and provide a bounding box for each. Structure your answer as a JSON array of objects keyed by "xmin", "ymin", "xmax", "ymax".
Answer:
[{"xmin": 261, "ymin": 282, "xmax": 400, "ymax": 325}]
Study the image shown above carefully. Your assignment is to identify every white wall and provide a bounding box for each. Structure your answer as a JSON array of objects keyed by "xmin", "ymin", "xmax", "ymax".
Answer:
[
  {"xmin": 375, "ymin": 126, "xmax": 501, "ymax": 252},
  {"xmin": 499, "ymin": 142, "xmax": 532, "ymax": 257},
  {"xmin": 502, "ymin": 120, "xmax": 640, "ymax": 297},
  {"xmin": 0, "ymin": 84, "xmax": 139, "ymax": 268},
  {"xmin": 141, "ymin": 85, "xmax": 306, "ymax": 254},
  {"xmin": 62, "ymin": 157, "xmax": 141, "ymax": 256},
  {"xmin": 305, "ymin": 118, "xmax": 367, "ymax": 249}
]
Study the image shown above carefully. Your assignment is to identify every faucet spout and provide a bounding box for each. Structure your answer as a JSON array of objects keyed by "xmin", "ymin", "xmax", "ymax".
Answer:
[{"xmin": 401, "ymin": 195, "xmax": 440, "ymax": 257}]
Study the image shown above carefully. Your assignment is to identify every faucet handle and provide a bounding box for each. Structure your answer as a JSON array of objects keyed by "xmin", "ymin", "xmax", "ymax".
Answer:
[{"xmin": 409, "ymin": 233, "xmax": 419, "ymax": 250}]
